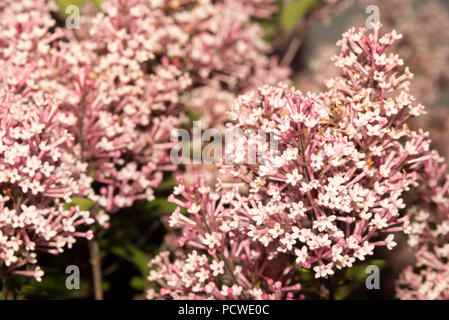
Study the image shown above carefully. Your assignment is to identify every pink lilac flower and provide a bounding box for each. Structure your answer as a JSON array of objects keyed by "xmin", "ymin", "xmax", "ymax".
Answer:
[
  {"xmin": 306, "ymin": 0, "xmax": 449, "ymax": 106},
  {"xmin": 358, "ymin": 0, "xmax": 449, "ymax": 105},
  {"xmin": 223, "ymin": 23, "xmax": 430, "ymax": 276},
  {"xmin": 79, "ymin": 0, "xmax": 290, "ymax": 195},
  {"xmin": 147, "ymin": 173, "xmax": 304, "ymax": 300},
  {"xmin": 138, "ymin": 0, "xmax": 290, "ymax": 129},
  {"xmin": 0, "ymin": 0, "xmax": 290, "ymax": 223},
  {"xmin": 0, "ymin": 67, "xmax": 94, "ymax": 281},
  {"xmin": 0, "ymin": 0, "xmax": 191, "ymax": 224},
  {"xmin": 52, "ymin": 52, "xmax": 189, "ymax": 217},
  {"xmin": 73, "ymin": 0, "xmax": 288, "ymax": 214},
  {"xmin": 147, "ymin": 24, "xmax": 435, "ymax": 299},
  {"xmin": 0, "ymin": 0, "xmax": 60, "ymax": 69}
]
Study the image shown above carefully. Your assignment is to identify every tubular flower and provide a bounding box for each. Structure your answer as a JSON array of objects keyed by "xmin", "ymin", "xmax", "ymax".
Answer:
[
  {"xmin": 54, "ymin": 56, "xmax": 189, "ymax": 216},
  {"xmin": 358, "ymin": 0, "xmax": 449, "ymax": 105},
  {"xmin": 0, "ymin": 0, "xmax": 60, "ymax": 68}
]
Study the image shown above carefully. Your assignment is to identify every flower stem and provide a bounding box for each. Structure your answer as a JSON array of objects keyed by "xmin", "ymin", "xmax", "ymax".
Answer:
[
  {"xmin": 88, "ymin": 239, "xmax": 103, "ymax": 300},
  {"xmin": 1, "ymin": 276, "xmax": 10, "ymax": 300}
]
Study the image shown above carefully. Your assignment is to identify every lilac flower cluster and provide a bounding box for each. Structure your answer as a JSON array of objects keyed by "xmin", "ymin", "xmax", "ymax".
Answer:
[
  {"xmin": 51, "ymin": 0, "xmax": 288, "ymax": 215},
  {"xmin": 87, "ymin": 0, "xmax": 289, "ymax": 131},
  {"xmin": 358, "ymin": 0, "xmax": 449, "ymax": 106},
  {"xmin": 303, "ymin": 0, "xmax": 449, "ymax": 107},
  {"xmin": 148, "ymin": 173, "xmax": 304, "ymax": 300},
  {"xmin": 1, "ymin": 0, "xmax": 286, "ymax": 220},
  {"xmin": 0, "ymin": 66, "xmax": 94, "ymax": 281},
  {"xmin": 2, "ymin": 0, "xmax": 448, "ymax": 300},
  {"xmin": 0, "ymin": 0, "xmax": 290, "ymax": 280},
  {"xmin": 147, "ymin": 23, "xmax": 438, "ymax": 299}
]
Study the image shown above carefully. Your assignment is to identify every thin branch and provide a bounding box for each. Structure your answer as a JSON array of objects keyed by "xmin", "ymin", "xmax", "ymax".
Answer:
[
  {"xmin": 281, "ymin": 20, "xmax": 310, "ymax": 67},
  {"xmin": 88, "ymin": 239, "xmax": 103, "ymax": 300},
  {"xmin": 280, "ymin": 1, "xmax": 325, "ymax": 67},
  {"xmin": 1, "ymin": 276, "xmax": 10, "ymax": 300}
]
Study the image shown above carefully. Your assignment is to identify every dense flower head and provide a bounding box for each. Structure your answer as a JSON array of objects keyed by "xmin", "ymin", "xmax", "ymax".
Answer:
[
  {"xmin": 0, "ymin": 0, "xmax": 60, "ymax": 68},
  {"xmin": 91, "ymin": 0, "xmax": 288, "ymax": 121},
  {"xmin": 148, "ymin": 172, "xmax": 304, "ymax": 300},
  {"xmin": 0, "ymin": 2, "xmax": 185, "ymax": 224},
  {"xmin": 221, "ymin": 22, "xmax": 432, "ymax": 277},
  {"xmin": 305, "ymin": 0, "xmax": 449, "ymax": 106},
  {"xmin": 52, "ymin": 53, "xmax": 189, "ymax": 216},
  {"xmin": 0, "ymin": 68, "xmax": 94, "ymax": 281},
  {"xmin": 71, "ymin": 0, "xmax": 287, "ymax": 214},
  {"xmin": 76, "ymin": 0, "xmax": 290, "ymax": 205},
  {"xmin": 146, "ymin": 23, "xmax": 437, "ymax": 300},
  {"xmin": 0, "ymin": 0, "xmax": 293, "ymax": 285},
  {"xmin": 0, "ymin": 0, "xmax": 290, "ymax": 225},
  {"xmin": 298, "ymin": 3, "xmax": 449, "ymax": 298},
  {"xmin": 87, "ymin": 0, "xmax": 289, "ymax": 128},
  {"xmin": 1, "ymin": 0, "xmax": 448, "ymax": 299},
  {"xmin": 359, "ymin": 0, "xmax": 449, "ymax": 105}
]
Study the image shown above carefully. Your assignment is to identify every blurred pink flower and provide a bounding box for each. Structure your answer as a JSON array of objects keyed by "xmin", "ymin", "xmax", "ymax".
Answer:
[{"xmin": 0, "ymin": 66, "xmax": 94, "ymax": 280}]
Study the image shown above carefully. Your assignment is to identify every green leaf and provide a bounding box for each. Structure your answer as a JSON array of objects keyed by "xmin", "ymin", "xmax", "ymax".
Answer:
[
  {"xmin": 259, "ymin": 21, "xmax": 277, "ymax": 40},
  {"xmin": 186, "ymin": 108, "xmax": 201, "ymax": 121},
  {"xmin": 130, "ymin": 276, "xmax": 145, "ymax": 291},
  {"xmin": 281, "ymin": 0, "xmax": 322, "ymax": 33},
  {"xmin": 18, "ymin": 274, "xmax": 89, "ymax": 299},
  {"xmin": 91, "ymin": 0, "xmax": 104, "ymax": 8},
  {"xmin": 297, "ymin": 267, "xmax": 314, "ymax": 282},
  {"xmin": 109, "ymin": 244, "xmax": 150, "ymax": 276},
  {"xmin": 144, "ymin": 198, "xmax": 178, "ymax": 216},
  {"xmin": 64, "ymin": 197, "xmax": 96, "ymax": 211},
  {"xmin": 155, "ymin": 178, "xmax": 178, "ymax": 192},
  {"xmin": 297, "ymin": 267, "xmax": 320, "ymax": 297},
  {"xmin": 54, "ymin": 0, "xmax": 104, "ymax": 16},
  {"xmin": 333, "ymin": 259, "xmax": 387, "ymax": 300},
  {"xmin": 54, "ymin": 0, "xmax": 84, "ymax": 16},
  {"xmin": 102, "ymin": 280, "xmax": 111, "ymax": 292},
  {"xmin": 0, "ymin": 292, "xmax": 4, "ymax": 300}
]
